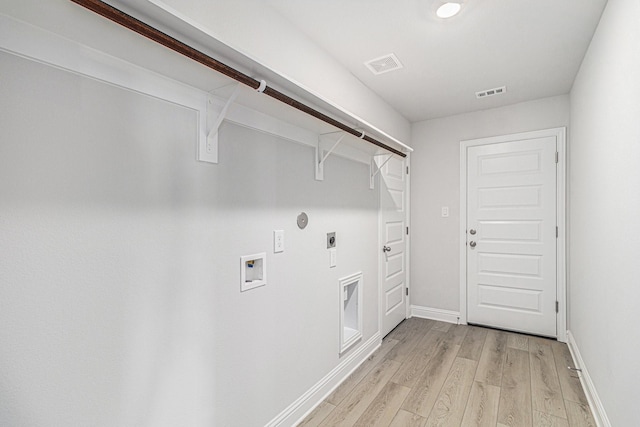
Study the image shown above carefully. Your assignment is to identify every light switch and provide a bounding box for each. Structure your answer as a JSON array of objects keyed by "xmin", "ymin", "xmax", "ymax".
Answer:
[
  {"xmin": 441, "ymin": 207, "xmax": 449, "ymax": 217},
  {"xmin": 329, "ymin": 248, "xmax": 337, "ymax": 268},
  {"xmin": 274, "ymin": 230, "xmax": 284, "ymax": 253}
]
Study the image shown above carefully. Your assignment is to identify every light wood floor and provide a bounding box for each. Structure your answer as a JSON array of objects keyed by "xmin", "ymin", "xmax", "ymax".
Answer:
[{"xmin": 297, "ymin": 318, "xmax": 596, "ymax": 427}]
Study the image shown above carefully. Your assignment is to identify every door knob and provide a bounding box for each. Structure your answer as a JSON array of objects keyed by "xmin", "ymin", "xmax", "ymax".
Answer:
[
  {"xmin": 383, "ymin": 246, "xmax": 392, "ymax": 253},
  {"xmin": 469, "ymin": 229, "xmax": 476, "ymax": 235},
  {"xmin": 469, "ymin": 241, "xmax": 476, "ymax": 248}
]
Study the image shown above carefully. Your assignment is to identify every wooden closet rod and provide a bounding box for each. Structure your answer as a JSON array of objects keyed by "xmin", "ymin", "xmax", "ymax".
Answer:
[{"xmin": 70, "ymin": 0, "xmax": 406, "ymax": 158}]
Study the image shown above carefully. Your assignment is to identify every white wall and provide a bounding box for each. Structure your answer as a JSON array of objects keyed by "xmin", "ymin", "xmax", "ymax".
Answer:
[
  {"xmin": 410, "ymin": 95, "xmax": 570, "ymax": 312},
  {"xmin": 568, "ymin": 0, "xmax": 640, "ymax": 425},
  {"xmin": 0, "ymin": 52, "xmax": 379, "ymax": 426}
]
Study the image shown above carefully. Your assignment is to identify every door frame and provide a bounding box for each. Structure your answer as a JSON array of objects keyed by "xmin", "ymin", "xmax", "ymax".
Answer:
[
  {"xmin": 378, "ymin": 153, "xmax": 411, "ymax": 337},
  {"xmin": 459, "ymin": 128, "xmax": 567, "ymax": 342}
]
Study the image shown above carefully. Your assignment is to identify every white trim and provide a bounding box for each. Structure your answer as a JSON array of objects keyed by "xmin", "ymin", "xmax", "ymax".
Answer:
[
  {"xmin": 265, "ymin": 332, "xmax": 382, "ymax": 427},
  {"xmin": 405, "ymin": 154, "xmax": 412, "ymax": 319},
  {"xmin": 459, "ymin": 142, "xmax": 469, "ymax": 325},
  {"xmin": 459, "ymin": 127, "xmax": 567, "ymax": 341},
  {"xmin": 555, "ymin": 128, "xmax": 567, "ymax": 342},
  {"xmin": 411, "ymin": 305, "xmax": 460, "ymax": 324},
  {"xmin": 377, "ymin": 174, "xmax": 383, "ymax": 338},
  {"xmin": 566, "ymin": 331, "xmax": 611, "ymax": 427}
]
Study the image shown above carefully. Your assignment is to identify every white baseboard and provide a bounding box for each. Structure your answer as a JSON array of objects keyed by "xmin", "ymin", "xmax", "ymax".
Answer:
[
  {"xmin": 566, "ymin": 330, "xmax": 611, "ymax": 427},
  {"xmin": 411, "ymin": 305, "xmax": 460, "ymax": 324},
  {"xmin": 265, "ymin": 332, "xmax": 381, "ymax": 427}
]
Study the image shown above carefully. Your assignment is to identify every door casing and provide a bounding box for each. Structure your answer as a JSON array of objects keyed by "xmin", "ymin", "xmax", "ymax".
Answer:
[{"xmin": 459, "ymin": 128, "xmax": 567, "ymax": 342}]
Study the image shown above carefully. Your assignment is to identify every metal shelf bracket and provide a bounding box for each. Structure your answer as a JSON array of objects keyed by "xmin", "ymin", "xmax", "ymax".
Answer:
[
  {"xmin": 315, "ymin": 133, "xmax": 346, "ymax": 181},
  {"xmin": 370, "ymin": 153, "xmax": 393, "ymax": 189},
  {"xmin": 199, "ymin": 83, "xmax": 241, "ymax": 164}
]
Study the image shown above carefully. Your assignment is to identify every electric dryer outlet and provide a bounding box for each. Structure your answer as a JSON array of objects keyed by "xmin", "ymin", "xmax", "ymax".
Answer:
[{"xmin": 327, "ymin": 232, "xmax": 336, "ymax": 248}]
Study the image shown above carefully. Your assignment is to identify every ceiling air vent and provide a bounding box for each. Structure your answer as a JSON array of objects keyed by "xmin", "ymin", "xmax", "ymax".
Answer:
[
  {"xmin": 364, "ymin": 53, "xmax": 403, "ymax": 75},
  {"xmin": 476, "ymin": 85, "xmax": 507, "ymax": 99}
]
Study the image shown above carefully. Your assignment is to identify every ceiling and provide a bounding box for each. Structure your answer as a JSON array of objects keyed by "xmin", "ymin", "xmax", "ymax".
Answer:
[{"xmin": 265, "ymin": 0, "xmax": 608, "ymax": 122}]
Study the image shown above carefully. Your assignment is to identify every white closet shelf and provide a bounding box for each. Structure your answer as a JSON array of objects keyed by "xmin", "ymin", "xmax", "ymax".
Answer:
[
  {"xmin": 100, "ymin": 0, "xmax": 413, "ymax": 158},
  {"xmin": 3, "ymin": 0, "xmax": 411, "ymax": 174}
]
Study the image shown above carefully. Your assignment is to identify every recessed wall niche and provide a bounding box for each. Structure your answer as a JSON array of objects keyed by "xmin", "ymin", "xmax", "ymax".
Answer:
[
  {"xmin": 240, "ymin": 253, "xmax": 267, "ymax": 292},
  {"xmin": 339, "ymin": 272, "xmax": 363, "ymax": 353}
]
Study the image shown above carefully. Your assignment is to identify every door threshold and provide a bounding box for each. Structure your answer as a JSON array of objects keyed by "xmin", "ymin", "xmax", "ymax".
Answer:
[{"xmin": 467, "ymin": 322, "xmax": 557, "ymax": 341}]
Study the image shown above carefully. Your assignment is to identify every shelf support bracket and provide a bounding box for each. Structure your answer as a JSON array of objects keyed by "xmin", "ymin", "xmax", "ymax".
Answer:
[
  {"xmin": 315, "ymin": 133, "xmax": 346, "ymax": 181},
  {"xmin": 370, "ymin": 153, "xmax": 393, "ymax": 189},
  {"xmin": 199, "ymin": 83, "xmax": 241, "ymax": 164}
]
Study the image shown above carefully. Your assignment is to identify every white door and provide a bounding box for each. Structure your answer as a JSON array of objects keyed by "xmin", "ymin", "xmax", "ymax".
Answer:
[
  {"xmin": 379, "ymin": 155, "xmax": 408, "ymax": 337},
  {"xmin": 466, "ymin": 135, "xmax": 557, "ymax": 337}
]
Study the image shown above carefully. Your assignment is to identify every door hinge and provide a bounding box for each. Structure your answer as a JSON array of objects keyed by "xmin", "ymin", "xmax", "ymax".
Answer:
[
  {"xmin": 555, "ymin": 301, "xmax": 559, "ymax": 313},
  {"xmin": 405, "ymin": 288, "xmax": 409, "ymax": 296},
  {"xmin": 406, "ymin": 226, "xmax": 409, "ymax": 235},
  {"xmin": 555, "ymin": 152, "xmax": 559, "ymax": 163},
  {"xmin": 556, "ymin": 226, "xmax": 558, "ymax": 238},
  {"xmin": 406, "ymin": 166, "xmax": 409, "ymax": 174}
]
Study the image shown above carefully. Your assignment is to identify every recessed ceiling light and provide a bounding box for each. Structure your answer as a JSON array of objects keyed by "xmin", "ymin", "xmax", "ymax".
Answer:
[{"xmin": 436, "ymin": 2, "xmax": 462, "ymax": 19}]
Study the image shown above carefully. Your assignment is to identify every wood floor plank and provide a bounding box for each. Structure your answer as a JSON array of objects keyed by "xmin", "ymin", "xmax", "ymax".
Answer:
[
  {"xmin": 445, "ymin": 324, "xmax": 470, "ymax": 345},
  {"xmin": 320, "ymin": 358, "xmax": 401, "ymax": 426},
  {"xmin": 326, "ymin": 337, "xmax": 399, "ymax": 405},
  {"xmin": 388, "ymin": 318, "xmax": 434, "ymax": 342},
  {"xmin": 506, "ymin": 332, "xmax": 529, "ymax": 351},
  {"xmin": 474, "ymin": 329, "xmax": 508, "ymax": 386},
  {"xmin": 565, "ymin": 400, "xmax": 596, "ymax": 427},
  {"xmin": 458, "ymin": 326, "xmax": 488, "ymax": 361},
  {"xmin": 386, "ymin": 319, "xmax": 414, "ymax": 342},
  {"xmin": 401, "ymin": 342, "xmax": 461, "ymax": 418},
  {"xmin": 392, "ymin": 330, "xmax": 446, "ymax": 387},
  {"xmin": 528, "ymin": 335, "xmax": 556, "ymax": 349},
  {"xmin": 389, "ymin": 409, "xmax": 427, "ymax": 427},
  {"xmin": 296, "ymin": 401, "xmax": 336, "ymax": 427},
  {"xmin": 533, "ymin": 410, "xmax": 570, "ymax": 427},
  {"xmin": 354, "ymin": 381, "xmax": 411, "ymax": 427},
  {"xmin": 386, "ymin": 328, "xmax": 427, "ymax": 363},
  {"xmin": 460, "ymin": 381, "xmax": 500, "ymax": 427},
  {"xmin": 550, "ymin": 341, "xmax": 589, "ymax": 406},
  {"xmin": 497, "ymin": 348, "xmax": 532, "ymax": 427},
  {"xmin": 425, "ymin": 357, "xmax": 478, "ymax": 427},
  {"xmin": 529, "ymin": 341, "xmax": 567, "ymax": 419},
  {"xmin": 431, "ymin": 321, "xmax": 452, "ymax": 333},
  {"xmin": 417, "ymin": 323, "xmax": 468, "ymax": 351},
  {"xmin": 416, "ymin": 328, "xmax": 448, "ymax": 350}
]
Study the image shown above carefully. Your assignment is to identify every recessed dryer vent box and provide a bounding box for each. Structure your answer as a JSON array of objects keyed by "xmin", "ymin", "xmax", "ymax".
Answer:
[
  {"xmin": 339, "ymin": 272, "xmax": 363, "ymax": 354},
  {"xmin": 240, "ymin": 253, "xmax": 266, "ymax": 292}
]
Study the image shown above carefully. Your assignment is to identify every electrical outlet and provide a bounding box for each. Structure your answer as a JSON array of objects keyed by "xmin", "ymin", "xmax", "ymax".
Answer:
[
  {"xmin": 327, "ymin": 232, "xmax": 336, "ymax": 248},
  {"xmin": 441, "ymin": 207, "xmax": 449, "ymax": 217},
  {"xmin": 274, "ymin": 230, "xmax": 284, "ymax": 253}
]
